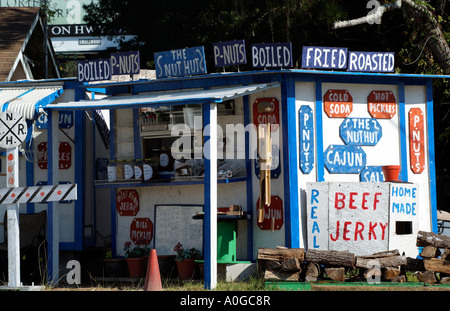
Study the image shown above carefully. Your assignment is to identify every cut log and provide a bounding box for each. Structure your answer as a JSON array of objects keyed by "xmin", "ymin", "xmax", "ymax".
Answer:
[
  {"xmin": 355, "ymin": 255, "xmax": 406, "ymax": 268},
  {"xmin": 417, "ymin": 270, "xmax": 437, "ymax": 284},
  {"xmin": 392, "ymin": 275, "xmax": 406, "ymax": 283},
  {"xmin": 325, "ymin": 267, "xmax": 346, "ymax": 282},
  {"xmin": 383, "ymin": 267, "xmax": 401, "ymax": 280},
  {"xmin": 305, "ymin": 249, "xmax": 354, "ymax": 267},
  {"xmin": 440, "ymin": 277, "xmax": 450, "ymax": 284},
  {"xmin": 360, "ymin": 249, "xmax": 400, "ymax": 259},
  {"xmin": 258, "ymin": 248, "xmax": 305, "ymax": 262},
  {"xmin": 423, "ymin": 258, "xmax": 450, "ymax": 274},
  {"xmin": 420, "ymin": 246, "xmax": 440, "ymax": 259},
  {"xmin": 440, "ymin": 249, "xmax": 450, "ymax": 260},
  {"xmin": 264, "ymin": 269, "xmax": 299, "ymax": 282},
  {"xmin": 281, "ymin": 258, "xmax": 301, "ymax": 271},
  {"xmin": 305, "ymin": 262, "xmax": 321, "ymax": 282},
  {"xmin": 417, "ymin": 231, "xmax": 450, "ymax": 249}
]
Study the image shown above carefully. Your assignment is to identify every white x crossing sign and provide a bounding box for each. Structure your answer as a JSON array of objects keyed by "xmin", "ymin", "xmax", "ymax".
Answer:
[{"xmin": 0, "ymin": 112, "xmax": 27, "ymax": 149}]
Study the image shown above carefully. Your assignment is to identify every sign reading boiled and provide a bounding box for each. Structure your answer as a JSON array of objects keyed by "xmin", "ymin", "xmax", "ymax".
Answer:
[
  {"xmin": 251, "ymin": 42, "xmax": 293, "ymax": 68},
  {"xmin": 154, "ymin": 46, "xmax": 207, "ymax": 78},
  {"xmin": 339, "ymin": 118, "xmax": 382, "ymax": 146},
  {"xmin": 213, "ymin": 40, "xmax": 246, "ymax": 67},
  {"xmin": 77, "ymin": 58, "xmax": 111, "ymax": 83}
]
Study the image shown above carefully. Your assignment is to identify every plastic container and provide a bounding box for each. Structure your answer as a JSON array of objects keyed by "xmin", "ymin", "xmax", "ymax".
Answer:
[{"xmin": 107, "ymin": 160, "xmax": 117, "ymax": 182}]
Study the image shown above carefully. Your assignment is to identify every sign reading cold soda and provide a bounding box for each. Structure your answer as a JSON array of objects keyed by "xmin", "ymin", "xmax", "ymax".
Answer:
[{"xmin": 324, "ymin": 89, "xmax": 353, "ymax": 118}]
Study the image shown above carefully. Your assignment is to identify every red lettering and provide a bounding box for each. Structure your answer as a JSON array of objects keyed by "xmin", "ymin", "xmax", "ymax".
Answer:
[
  {"xmin": 368, "ymin": 222, "xmax": 377, "ymax": 240},
  {"xmin": 330, "ymin": 221, "xmax": 340, "ymax": 241},
  {"xmin": 349, "ymin": 192, "xmax": 357, "ymax": 209},
  {"xmin": 362, "ymin": 192, "xmax": 369, "ymax": 210},
  {"xmin": 373, "ymin": 192, "xmax": 382, "ymax": 210},
  {"xmin": 354, "ymin": 222, "xmax": 364, "ymax": 241},
  {"xmin": 380, "ymin": 222, "xmax": 388, "ymax": 240},
  {"xmin": 343, "ymin": 221, "xmax": 351, "ymax": 241},
  {"xmin": 335, "ymin": 193, "xmax": 345, "ymax": 209}
]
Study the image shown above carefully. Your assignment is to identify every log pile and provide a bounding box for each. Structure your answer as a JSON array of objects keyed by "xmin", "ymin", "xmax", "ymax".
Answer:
[{"xmin": 258, "ymin": 231, "xmax": 450, "ymax": 284}]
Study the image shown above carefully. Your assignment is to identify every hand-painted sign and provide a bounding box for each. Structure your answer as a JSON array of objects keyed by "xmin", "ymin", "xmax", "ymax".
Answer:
[
  {"xmin": 253, "ymin": 97, "xmax": 280, "ymax": 131},
  {"xmin": 307, "ymin": 182, "xmax": 329, "ymax": 250},
  {"xmin": 0, "ymin": 183, "xmax": 77, "ymax": 204},
  {"xmin": 368, "ymin": 90, "xmax": 397, "ymax": 119},
  {"xmin": 130, "ymin": 217, "xmax": 153, "ymax": 245},
  {"xmin": 348, "ymin": 51, "xmax": 394, "ymax": 72},
  {"xmin": 323, "ymin": 89, "xmax": 353, "ymax": 118},
  {"xmin": 36, "ymin": 111, "xmax": 73, "ymax": 129},
  {"xmin": 213, "ymin": 40, "xmax": 246, "ymax": 67},
  {"xmin": 360, "ymin": 166, "xmax": 384, "ymax": 182},
  {"xmin": 301, "ymin": 46, "xmax": 348, "ymax": 70},
  {"xmin": 110, "ymin": 51, "xmax": 140, "ymax": 75},
  {"xmin": 256, "ymin": 196, "xmax": 283, "ymax": 230},
  {"xmin": 299, "ymin": 105, "xmax": 314, "ymax": 173},
  {"xmin": 408, "ymin": 108, "xmax": 425, "ymax": 173},
  {"xmin": 37, "ymin": 142, "xmax": 72, "ymax": 169},
  {"xmin": 324, "ymin": 145, "xmax": 366, "ymax": 174},
  {"xmin": 154, "ymin": 46, "xmax": 207, "ymax": 79},
  {"xmin": 116, "ymin": 189, "xmax": 139, "ymax": 216},
  {"xmin": 251, "ymin": 42, "xmax": 293, "ymax": 68},
  {"xmin": 0, "ymin": 111, "xmax": 27, "ymax": 149},
  {"xmin": 77, "ymin": 58, "xmax": 111, "ymax": 82},
  {"xmin": 339, "ymin": 118, "xmax": 382, "ymax": 146}
]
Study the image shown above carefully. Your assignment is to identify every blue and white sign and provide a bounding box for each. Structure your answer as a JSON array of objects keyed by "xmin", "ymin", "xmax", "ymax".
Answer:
[
  {"xmin": 299, "ymin": 105, "xmax": 314, "ymax": 173},
  {"xmin": 324, "ymin": 145, "xmax": 366, "ymax": 174},
  {"xmin": 360, "ymin": 166, "xmax": 385, "ymax": 182},
  {"xmin": 111, "ymin": 51, "xmax": 140, "ymax": 75},
  {"xmin": 251, "ymin": 42, "xmax": 293, "ymax": 68},
  {"xmin": 339, "ymin": 118, "xmax": 382, "ymax": 146},
  {"xmin": 348, "ymin": 51, "xmax": 394, "ymax": 72},
  {"xmin": 36, "ymin": 111, "xmax": 74, "ymax": 129},
  {"xmin": 77, "ymin": 58, "xmax": 111, "ymax": 82},
  {"xmin": 154, "ymin": 46, "xmax": 207, "ymax": 79},
  {"xmin": 213, "ymin": 40, "xmax": 246, "ymax": 67},
  {"xmin": 302, "ymin": 46, "xmax": 348, "ymax": 70}
]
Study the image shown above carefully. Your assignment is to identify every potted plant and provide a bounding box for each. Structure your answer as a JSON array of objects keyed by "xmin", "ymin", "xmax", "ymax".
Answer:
[
  {"xmin": 124, "ymin": 241, "xmax": 150, "ymax": 278},
  {"xmin": 173, "ymin": 242, "xmax": 201, "ymax": 280}
]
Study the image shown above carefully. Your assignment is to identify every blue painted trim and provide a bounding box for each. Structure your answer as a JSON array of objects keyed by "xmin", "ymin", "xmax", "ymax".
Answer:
[
  {"xmin": 109, "ymin": 110, "xmax": 117, "ymax": 255},
  {"xmin": 281, "ymin": 76, "xmax": 300, "ymax": 248},
  {"xmin": 26, "ymin": 122, "xmax": 34, "ymax": 214},
  {"xmin": 46, "ymin": 110, "xmax": 56, "ymax": 282},
  {"xmin": 398, "ymin": 82, "xmax": 408, "ymax": 182},
  {"xmin": 73, "ymin": 111, "xmax": 84, "ymax": 250},
  {"xmin": 1, "ymin": 88, "xmax": 34, "ymax": 112},
  {"xmin": 94, "ymin": 176, "xmax": 246, "ymax": 188},
  {"xmin": 202, "ymin": 103, "xmax": 213, "ymax": 289},
  {"xmin": 133, "ymin": 108, "xmax": 142, "ymax": 159},
  {"xmin": 242, "ymin": 95, "xmax": 254, "ymax": 260},
  {"xmin": 426, "ymin": 80, "xmax": 438, "ymax": 233},
  {"xmin": 314, "ymin": 79, "xmax": 325, "ymax": 181}
]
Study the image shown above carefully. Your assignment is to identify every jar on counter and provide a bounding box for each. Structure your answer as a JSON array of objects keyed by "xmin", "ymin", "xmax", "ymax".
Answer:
[
  {"xmin": 116, "ymin": 160, "xmax": 125, "ymax": 180},
  {"xmin": 142, "ymin": 158, "xmax": 155, "ymax": 181},
  {"xmin": 159, "ymin": 147, "xmax": 174, "ymax": 171},
  {"xmin": 123, "ymin": 160, "xmax": 135, "ymax": 180},
  {"xmin": 107, "ymin": 160, "xmax": 117, "ymax": 182},
  {"xmin": 134, "ymin": 159, "xmax": 143, "ymax": 181}
]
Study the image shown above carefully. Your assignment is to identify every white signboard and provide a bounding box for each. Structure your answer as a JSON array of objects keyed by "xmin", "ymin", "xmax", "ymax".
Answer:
[{"xmin": 0, "ymin": 112, "xmax": 27, "ymax": 149}]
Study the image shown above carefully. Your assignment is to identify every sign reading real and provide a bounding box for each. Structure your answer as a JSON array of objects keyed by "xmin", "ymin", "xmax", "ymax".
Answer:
[
  {"xmin": 154, "ymin": 46, "xmax": 207, "ymax": 79},
  {"xmin": 302, "ymin": 46, "xmax": 395, "ymax": 72}
]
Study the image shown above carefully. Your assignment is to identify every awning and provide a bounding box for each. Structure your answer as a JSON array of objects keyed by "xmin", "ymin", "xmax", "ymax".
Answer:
[
  {"xmin": 0, "ymin": 87, "xmax": 63, "ymax": 120},
  {"xmin": 40, "ymin": 82, "xmax": 280, "ymax": 111}
]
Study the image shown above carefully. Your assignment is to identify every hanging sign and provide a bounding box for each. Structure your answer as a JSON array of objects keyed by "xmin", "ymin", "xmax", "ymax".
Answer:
[
  {"xmin": 251, "ymin": 42, "xmax": 293, "ymax": 68},
  {"xmin": 130, "ymin": 217, "xmax": 153, "ymax": 245},
  {"xmin": 323, "ymin": 89, "xmax": 353, "ymax": 118},
  {"xmin": 116, "ymin": 189, "xmax": 139, "ymax": 216},
  {"xmin": 368, "ymin": 90, "xmax": 397, "ymax": 119},
  {"xmin": 253, "ymin": 97, "xmax": 280, "ymax": 130},
  {"xmin": 299, "ymin": 105, "xmax": 314, "ymax": 173},
  {"xmin": 324, "ymin": 145, "xmax": 366, "ymax": 174},
  {"xmin": 302, "ymin": 46, "xmax": 348, "ymax": 70},
  {"xmin": 0, "ymin": 111, "xmax": 27, "ymax": 149},
  {"xmin": 154, "ymin": 46, "xmax": 207, "ymax": 79},
  {"xmin": 110, "ymin": 51, "xmax": 140, "ymax": 75},
  {"xmin": 409, "ymin": 108, "xmax": 425, "ymax": 173},
  {"xmin": 256, "ymin": 196, "xmax": 283, "ymax": 230},
  {"xmin": 339, "ymin": 117, "xmax": 382, "ymax": 146},
  {"xmin": 36, "ymin": 111, "xmax": 73, "ymax": 129},
  {"xmin": 37, "ymin": 142, "xmax": 72, "ymax": 169},
  {"xmin": 360, "ymin": 166, "xmax": 385, "ymax": 182},
  {"xmin": 213, "ymin": 40, "xmax": 246, "ymax": 67}
]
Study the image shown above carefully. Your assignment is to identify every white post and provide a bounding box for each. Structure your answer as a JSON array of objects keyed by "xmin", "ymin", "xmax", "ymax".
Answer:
[{"xmin": 6, "ymin": 147, "xmax": 20, "ymax": 287}]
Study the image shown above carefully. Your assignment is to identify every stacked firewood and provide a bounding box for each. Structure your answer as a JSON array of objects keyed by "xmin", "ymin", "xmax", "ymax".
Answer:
[{"xmin": 257, "ymin": 231, "xmax": 450, "ymax": 284}]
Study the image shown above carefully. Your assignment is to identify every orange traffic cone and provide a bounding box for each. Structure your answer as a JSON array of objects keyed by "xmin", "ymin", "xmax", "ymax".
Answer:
[{"xmin": 144, "ymin": 249, "xmax": 162, "ymax": 291}]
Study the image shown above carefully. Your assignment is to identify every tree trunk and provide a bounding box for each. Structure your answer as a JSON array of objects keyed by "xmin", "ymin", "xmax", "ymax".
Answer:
[
  {"xmin": 417, "ymin": 231, "xmax": 450, "ymax": 248},
  {"xmin": 423, "ymin": 258, "xmax": 450, "ymax": 274},
  {"xmin": 305, "ymin": 262, "xmax": 321, "ymax": 282},
  {"xmin": 355, "ymin": 255, "xmax": 406, "ymax": 268},
  {"xmin": 305, "ymin": 249, "xmax": 354, "ymax": 267},
  {"xmin": 257, "ymin": 248, "xmax": 305, "ymax": 262},
  {"xmin": 325, "ymin": 267, "xmax": 346, "ymax": 282}
]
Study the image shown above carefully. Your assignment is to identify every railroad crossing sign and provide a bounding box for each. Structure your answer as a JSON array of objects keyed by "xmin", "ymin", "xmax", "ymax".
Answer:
[
  {"xmin": 0, "ymin": 112, "xmax": 27, "ymax": 149},
  {"xmin": 0, "ymin": 184, "xmax": 77, "ymax": 205}
]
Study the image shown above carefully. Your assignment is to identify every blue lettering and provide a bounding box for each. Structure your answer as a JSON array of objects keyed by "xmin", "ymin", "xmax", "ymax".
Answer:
[
  {"xmin": 313, "ymin": 235, "xmax": 320, "ymax": 248},
  {"xmin": 311, "ymin": 206, "xmax": 318, "ymax": 219},
  {"xmin": 312, "ymin": 221, "xmax": 320, "ymax": 233},
  {"xmin": 311, "ymin": 189, "xmax": 319, "ymax": 204}
]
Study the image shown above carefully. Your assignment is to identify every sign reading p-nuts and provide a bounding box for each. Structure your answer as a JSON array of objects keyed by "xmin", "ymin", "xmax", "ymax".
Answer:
[{"xmin": 0, "ymin": 112, "xmax": 27, "ymax": 149}]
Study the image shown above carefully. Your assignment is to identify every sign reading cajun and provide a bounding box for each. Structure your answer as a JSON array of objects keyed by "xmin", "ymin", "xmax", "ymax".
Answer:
[
  {"xmin": 116, "ymin": 189, "xmax": 139, "ymax": 216},
  {"xmin": 409, "ymin": 108, "xmax": 425, "ymax": 173},
  {"xmin": 324, "ymin": 89, "xmax": 353, "ymax": 118},
  {"xmin": 130, "ymin": 217, "xmax": 153, "ymax": 245},
  {"xmin": 367, "ymin": 90, "xmax": 397, "ymax": 119},
  {"xmin": 256, "ymin": 196, "xmax": 283, "ymax": 231}
]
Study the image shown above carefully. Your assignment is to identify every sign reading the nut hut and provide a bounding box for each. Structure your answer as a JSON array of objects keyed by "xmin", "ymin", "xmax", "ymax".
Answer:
[
  {"xmin": 130, "ymin": 217, "xmax": 153, "ymax": 245},
  {"xmin": 368, "ymin": 90, "xmax": 396, "ymax": 119},
  {"xmin": 324, "ymin": 89, "xmax": 353, "ymax": 118},
  {"xmin": 409, "ymin": 108, "xmax": 425, "ymax": 173},
  {"xmin": 116, "ymin": 189, "xmax": 139, "ymax": 216}
]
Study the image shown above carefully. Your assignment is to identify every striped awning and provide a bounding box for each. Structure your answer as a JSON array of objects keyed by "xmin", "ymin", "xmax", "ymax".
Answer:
[{"xmin": 0, "ymin": 87, "xmax": 63, "ymax": 120}]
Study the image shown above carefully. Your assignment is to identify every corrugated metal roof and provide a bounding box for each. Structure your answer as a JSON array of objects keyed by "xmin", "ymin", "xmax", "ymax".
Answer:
[{"xmin": 0, "ymin": 87, "xmax": 63, "ymax": 119}]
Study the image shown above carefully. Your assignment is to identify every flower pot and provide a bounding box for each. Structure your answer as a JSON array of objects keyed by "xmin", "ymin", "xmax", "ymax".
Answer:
[
  {"xmin": 103, "ymin": 258, "xmax": 126, "ymax": 277},
  {"xmin": 176, "ymin": 259, "xmax": 196, "ymax": 280},
  {"xmin": 126, "ymin": 257, "xmax": 147, "ymax": 278},
  {"xmin": 382, "ymin": 165, "xmax": 401, "ymax": 182}
]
